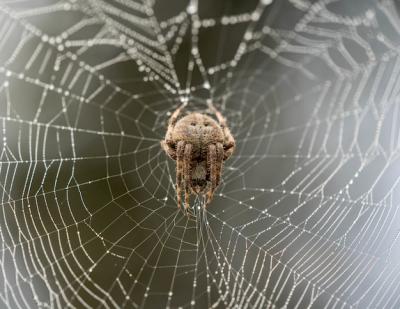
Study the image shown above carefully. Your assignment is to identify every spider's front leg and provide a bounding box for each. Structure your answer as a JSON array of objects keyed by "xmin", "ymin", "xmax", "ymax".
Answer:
[
  {"xmin": 223, "ymin": 132, "xmax": 235, "ymax": 161},
  {"xmin": 161, "ymin": 140, "xmax": 177, "ymax": 160},
  {"xmin": 161, "ymin": 102, "xmax": 187, "ymax": 160},
  {"xmin": 176, "ymin": 141, "xmax": 186, "ymax": 209},
  {"xmin": 215, "ymin": 143, "xmax": 224, "ymax": 186},
  {"xmin": 208, "ymin": 102, "xmax": 235, "ymax": 160},
  {"xmin": 183, "ymin": 143, "xmax": 193, "ymax": 212},
  {"xmin": 169, "ymin": 102, "xmax": 187, "ymax": 126},
  {"xmin": 206, "ymin": 143, "xmax": 223, "ymax": 206}
]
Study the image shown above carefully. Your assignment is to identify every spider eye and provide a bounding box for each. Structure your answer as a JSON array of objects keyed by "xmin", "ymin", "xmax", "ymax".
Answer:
[
  {"xmin": 204, "ymin": 123, "xmax": 209, "ymax": 126},
  {"xmin": 191, "ymin": 122, "xmax": 196, "ymax": 126}
]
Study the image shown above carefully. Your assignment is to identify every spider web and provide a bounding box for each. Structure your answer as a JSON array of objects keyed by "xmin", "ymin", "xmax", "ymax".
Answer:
[{"xmin": 1, "ymin": 0, "xmax": 400, "ymax": 308}]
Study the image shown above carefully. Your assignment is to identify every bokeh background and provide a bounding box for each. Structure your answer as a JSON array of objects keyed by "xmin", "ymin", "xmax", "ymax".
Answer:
[{"xmin": 1, "ymin": 0, "xmax": 400, "ymax": 308}]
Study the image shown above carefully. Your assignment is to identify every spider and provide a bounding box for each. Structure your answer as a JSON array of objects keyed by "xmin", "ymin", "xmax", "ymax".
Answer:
[{"xmin": 161, "ymin": 102, "xmax": 235, "ymax": 211}]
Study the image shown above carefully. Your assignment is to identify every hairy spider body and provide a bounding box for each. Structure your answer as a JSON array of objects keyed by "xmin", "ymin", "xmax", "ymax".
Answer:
[{"xmin": 161, "ymin": 103, "xmax": 235, "ymax": 210}]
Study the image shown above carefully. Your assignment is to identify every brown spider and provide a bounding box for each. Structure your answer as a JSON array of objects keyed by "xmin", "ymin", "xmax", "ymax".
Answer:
[{"xmin": 161, "ymin": 102, "xmax": 235, "ymax": 210}]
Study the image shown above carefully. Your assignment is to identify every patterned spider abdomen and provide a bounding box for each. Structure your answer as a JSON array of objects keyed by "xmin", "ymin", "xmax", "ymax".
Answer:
[{"xmin": 173, "ymin": 112, "xmax": 224, "ymax": 160}]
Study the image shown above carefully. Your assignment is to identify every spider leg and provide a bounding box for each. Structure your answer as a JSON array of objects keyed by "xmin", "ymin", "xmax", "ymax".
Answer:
[
  {"xmin": 208, "ymin": 102, "xmax": 235, "ymax": 160},
  {"xmin": 162, "ymin": 102, "xmax": 187, "ymax": 159},
  {"xmin": 207, "ymin": 144, "xmax": 217, "ymax": 206},
  {"xmin": 216, "ymin": 143, "xmax": 224, "ymax": 186},
  {"xmin": 161, "ymin": 140, "xmax": 177, "ymax": 160},
  {"xmin": 223, "ymin": 140, "xmax": 235, "ymax": 161},
  {"xmin": 183, "ymin": 143, "xmax": 192, "ymax": 211},
  {"xmin": 176, "ymin": 141, "xmax": 185, "ymax": 209},
  {"xmin": 208, "ymin": 102, "xmax": 226, "ymax": 126},
  {"xmin": 169, "ymin": 102, "xmax": 187, "ymax": 126}
]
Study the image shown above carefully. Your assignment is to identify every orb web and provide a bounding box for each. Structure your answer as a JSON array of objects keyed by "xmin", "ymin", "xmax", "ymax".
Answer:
[{"xmin": 0, "ymin": 0, "xmax": 400, "ymax": 308}]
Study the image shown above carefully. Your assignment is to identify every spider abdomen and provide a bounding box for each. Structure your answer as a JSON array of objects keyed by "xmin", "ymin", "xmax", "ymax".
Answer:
[{"xmin": 173, "ymin": 113, "xmax": 224, "ymax": 148}]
